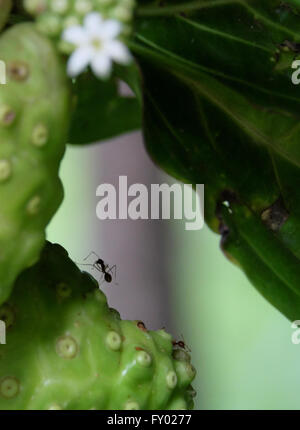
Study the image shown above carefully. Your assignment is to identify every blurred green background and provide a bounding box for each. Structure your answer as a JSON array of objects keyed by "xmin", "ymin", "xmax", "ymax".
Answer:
[{"xmin": 48, "ymin": 138, "xmax": 300, "ymax": 410}]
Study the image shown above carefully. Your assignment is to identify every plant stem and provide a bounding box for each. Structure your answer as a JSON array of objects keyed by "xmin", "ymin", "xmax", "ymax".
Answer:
[{"xmin": 136, "ymin": 0, "xmax": 240, "ymax": 17}]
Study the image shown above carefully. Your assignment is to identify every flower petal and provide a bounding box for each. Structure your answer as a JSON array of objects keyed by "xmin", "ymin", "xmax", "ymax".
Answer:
[
  {"xmin": 62, "ymin": 26, "xmax": 88, "ymax": 46},
  {"xmin": 67, "ymin": 47, "xmax": 92, "ymax": 77},
  {"xmin": 84, "ymin": 12, "xmax": 103, "ymax": 33},
  {"xmin": 106, "ymin": 40, "xmax": 132, "ymax": 65},
  {"xmin": 91, "ymin": 54, "xmax": 112, "ymax": 78},
  {"xmin": 100, "ymin": 20, "xmax": 122, "ymax": 39}
]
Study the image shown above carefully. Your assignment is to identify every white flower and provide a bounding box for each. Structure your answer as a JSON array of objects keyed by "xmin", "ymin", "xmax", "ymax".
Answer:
[{"xmin": 62, "ymin": 12, "xmax": 132, "ymax": 78}]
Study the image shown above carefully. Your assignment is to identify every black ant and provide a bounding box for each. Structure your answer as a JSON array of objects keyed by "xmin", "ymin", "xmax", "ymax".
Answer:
[
  {"xmin": 79, "ymin": 252, "xmax": 117, "ymax": 285},
  {"xmin": 172, "ymin": 335, "xmax": 191, "ymax": 352},
  {"xmin": 137, "ymin": 321, "xmax": 147, "ymax": 332}
]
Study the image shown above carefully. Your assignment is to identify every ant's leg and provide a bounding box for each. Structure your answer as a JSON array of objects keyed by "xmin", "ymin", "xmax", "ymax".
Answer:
[
  {"xmin": 180, "ymin": 334, "xmax": 191, "ymax": 352},
  {"xmin": 83, "ymin": 251, "xmax": 100, "ymax": 262},
  {"xmin": 98, "ymin": 272, "xmax": 107, "ymax": 287},
  {"xmin": 74, "ymin": 261, "xmax": 95, "ymax": 270},
  {"xmin": 107, "ymin": 265, "xmax": 117, "ymax": 281},
  {"xmin": 77, "ymin": 262, "xmax": 94, "ymax": 267},
  {"xmin": 103, "ymin": 265, "xmax": 118, "ymax": 286}
]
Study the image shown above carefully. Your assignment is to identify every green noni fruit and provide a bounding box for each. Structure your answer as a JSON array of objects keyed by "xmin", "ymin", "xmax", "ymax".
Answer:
[
  {"xmin": 0, "ymin": 241, "xmax": 196, "ymax": 410},
  {"xmin": 0, "ymin": 23, "xmax": 70, "ymax": 305}
]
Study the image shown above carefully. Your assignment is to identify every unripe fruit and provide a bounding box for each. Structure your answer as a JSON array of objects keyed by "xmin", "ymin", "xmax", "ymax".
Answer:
[
  {"xmin": 0, "ymin": 242, "xmax": 196, "ymax": 410},
  {"xmin": 0, "ymin": 23, "xmax": 70, "ymax": 305}
]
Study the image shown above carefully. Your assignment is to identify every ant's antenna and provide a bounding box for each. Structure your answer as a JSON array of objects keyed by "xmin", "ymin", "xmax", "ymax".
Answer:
[{"xmin": 83, "ymin": 251, "xmax": 101, "ymax": 262}]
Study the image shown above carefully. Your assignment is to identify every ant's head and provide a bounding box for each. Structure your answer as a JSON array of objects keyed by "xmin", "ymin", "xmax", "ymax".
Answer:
[
  {"xmin": 96, "ymin": 258, "xmax": 104, "ymax": 265},
  {"xmin": 172, "ymin": 340, "xmax": 185, "ymax": 349},
  {"xmin": 104, "ymin": 272, "xmax": 112, "ymax": 283},
  {"xmin": 137, "ymin": 321, "xmax": 147, "ymax": 331}
]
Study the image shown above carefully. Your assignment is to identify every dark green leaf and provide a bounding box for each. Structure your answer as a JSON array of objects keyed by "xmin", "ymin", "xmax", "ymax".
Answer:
[
  {"xmin": 68, "ymin": 68, "xmax": 142, "ymax": 145},
  {"xmin": 132, "ymin": 0, "xmax": 300, "ymax": 319}
]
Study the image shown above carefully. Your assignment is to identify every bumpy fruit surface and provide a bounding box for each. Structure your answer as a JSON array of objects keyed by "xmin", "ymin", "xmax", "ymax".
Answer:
[
  {"xmin": 0, "ymin": 0, "xmax": 11, "ymax": 31},
  {"xmin": 0, "ymin": 23, "xmax": 70, "ymax": 305},
  {"xmin": 0, "ymin": 241, "xmax": 196, "ymax": 410},
  {"xmin": 24, "ymin": 0, "xmax": 135, "ymax": 50}
]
